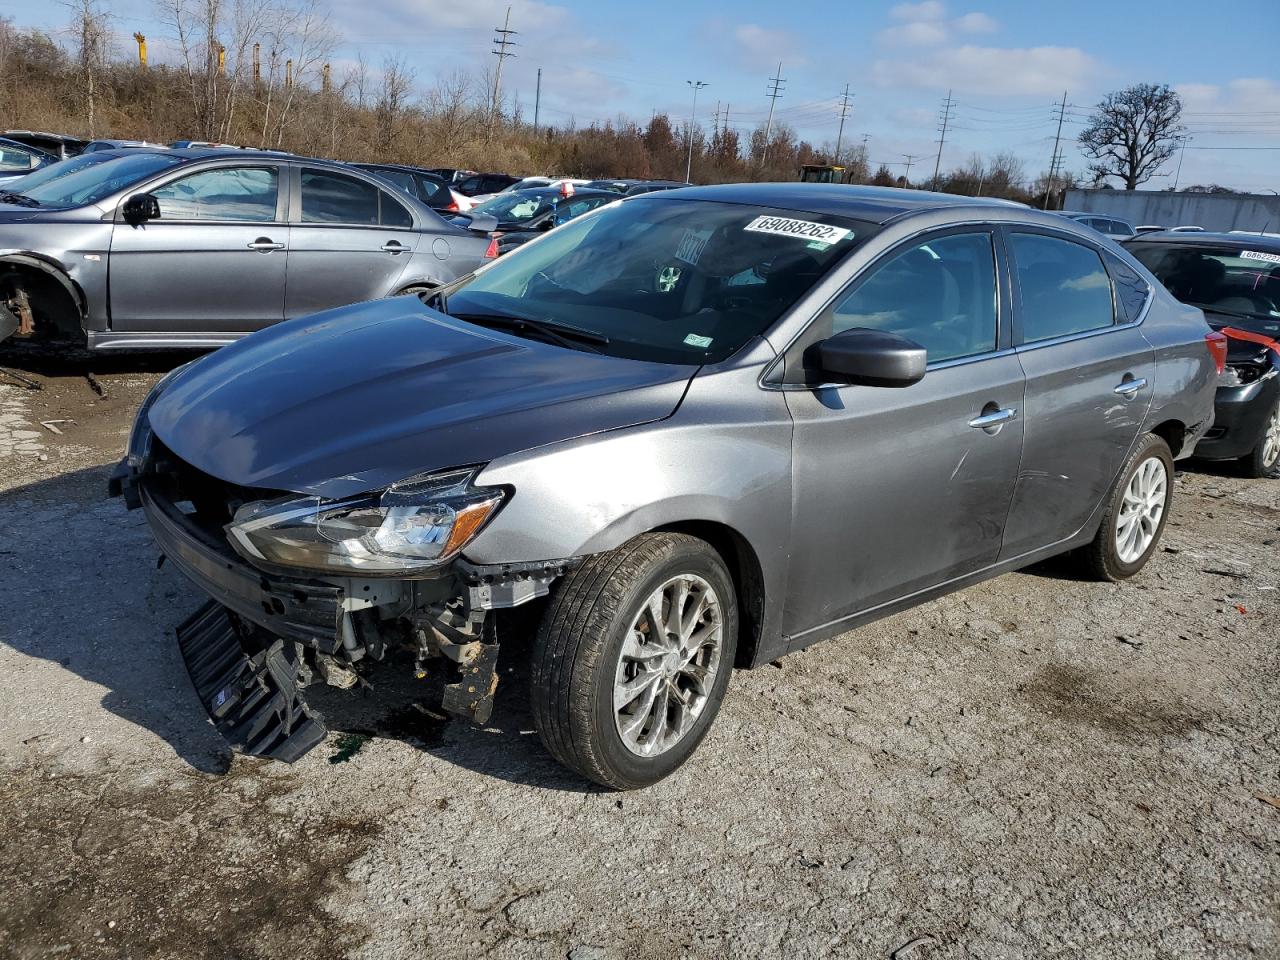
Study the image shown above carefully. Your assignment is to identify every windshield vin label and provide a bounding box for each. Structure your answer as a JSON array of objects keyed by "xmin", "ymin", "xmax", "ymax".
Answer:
[
  {"xmin": 744, "ymin": 216, "xmax": 850, "ymax": 246},
  {"xmin": 1241, "ymin": 249, "xmax": 1280, "ymax": 265}
]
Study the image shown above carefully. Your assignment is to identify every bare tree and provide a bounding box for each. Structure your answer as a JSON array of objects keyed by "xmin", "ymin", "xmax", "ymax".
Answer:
[
  {"xmin": 373, "ymin": 54, "xmax": 415, "ymax": 157},
  {"xmin": 66, "ymin": 0, "xmax": 111, "ymax": 136},
  {"xmin": 1078, "ymin": 83, "xmax": 1183, "ymax": 190}
]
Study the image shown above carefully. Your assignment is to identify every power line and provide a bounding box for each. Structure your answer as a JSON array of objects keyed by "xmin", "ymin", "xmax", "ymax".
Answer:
[
  {"xmin": 931, "ymin": 89, "xmax": 954, "ymax": 189},
  {"xmin": 835, "ymin": 84, "xmax": 853, "ymax": 162},
  {"xmin": 489, "ymin": 5, "xmax": 517, "ymax": 122},
  {"xmin": 902, "ymin": 153, "xmax": 923, "ymax": 182},
  {"xmin": 1044, "ymin": 90, "xmax": 1068, "ymax": 209},
  {"xmin": 761, "ymin": 61, "xmax": 785, "ymax": 164}
]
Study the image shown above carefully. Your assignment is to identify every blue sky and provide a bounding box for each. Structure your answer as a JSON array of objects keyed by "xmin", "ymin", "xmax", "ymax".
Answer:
[{"xmin": 8, "ymin": 0, "xmax": 1279, "ymax": 191}]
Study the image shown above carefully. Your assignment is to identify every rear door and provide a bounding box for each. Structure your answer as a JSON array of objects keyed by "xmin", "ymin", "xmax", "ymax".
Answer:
[
  {"xmin": 108, "ymin": 163, "xmax": 287, "ymax": 332},
  {"xmin": 999, "ymin": 227, "xmax": 1154, "ymax": 559},
  {"xmin": 284, "ymin": 167, "xmax": 420, "ymax": 317}
]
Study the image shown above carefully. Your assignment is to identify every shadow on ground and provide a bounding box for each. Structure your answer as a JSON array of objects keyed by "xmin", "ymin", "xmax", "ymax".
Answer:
[{"xmin": 0, "ymin": 465, "xmax": 591, "ymax": 791}]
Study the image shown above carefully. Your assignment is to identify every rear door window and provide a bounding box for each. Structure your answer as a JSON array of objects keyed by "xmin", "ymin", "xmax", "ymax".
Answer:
[
  {"xmin": 301, "ymin": 170, "xmax": 380, "ymax": 225},
  {"xmin": 380, "ymin": 192, "xmax": 414, "ymax": 228},
  {"xmin": 1104, "ymin": 253, "xmax": 1151, "ymax": 324},
  {"xmin": 1011, "ymin": 232, "xmax": 1115, "ymax": 342}
]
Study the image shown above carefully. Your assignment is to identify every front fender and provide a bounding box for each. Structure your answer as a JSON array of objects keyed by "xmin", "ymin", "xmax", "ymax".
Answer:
[{"xmin": 466, "ymin": 363, "xmax": 794, "ymax": 658}]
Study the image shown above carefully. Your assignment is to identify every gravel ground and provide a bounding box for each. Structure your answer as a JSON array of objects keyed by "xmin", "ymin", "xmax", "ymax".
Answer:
[{"xmin": 0, "ymin": 345, "xmax": 1277, "ymax": 960}]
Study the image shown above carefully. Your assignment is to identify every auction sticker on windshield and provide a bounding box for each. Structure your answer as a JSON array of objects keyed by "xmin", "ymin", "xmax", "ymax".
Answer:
[
  {"xmin": 744, "ymin": 216, "xmax": 851, "ymax": 246},
  {"xmin": 1241, "ymin": 249, "xmax": 1280, "ymax": 265}
]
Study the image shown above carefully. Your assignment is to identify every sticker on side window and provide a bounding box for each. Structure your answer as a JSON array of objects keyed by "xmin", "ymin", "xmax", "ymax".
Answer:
[
  {"xmin": 744, "ymin": 215, "xmax": 851, "ymax": 246},
  {"xmin": 675, "ymin": 228, "xmax": 713, "ymax": 265},
  {"xmin": 1241, "ymin": 249, "xmax": 1280, "ymax": 265}
]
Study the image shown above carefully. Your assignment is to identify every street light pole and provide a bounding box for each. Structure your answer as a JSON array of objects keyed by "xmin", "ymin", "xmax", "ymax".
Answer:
[{"xmin": 686, "ymin": 80, "xmax": 708, "ymax": 184}]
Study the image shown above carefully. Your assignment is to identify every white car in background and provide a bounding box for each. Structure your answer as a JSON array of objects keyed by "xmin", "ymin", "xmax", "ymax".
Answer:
[{"xmin": 468, "ymin": 176, "xmax": 590, "ymax": 204}]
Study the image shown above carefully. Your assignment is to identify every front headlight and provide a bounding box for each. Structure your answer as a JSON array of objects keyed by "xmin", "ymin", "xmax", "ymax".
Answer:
[
  {"xmin": 1219, "ymin": 363, "xmax": 1263, "ymax": 388},
  {"xmin": 225, "ymin": 466, "xmax": 505, "ymax": 576}
]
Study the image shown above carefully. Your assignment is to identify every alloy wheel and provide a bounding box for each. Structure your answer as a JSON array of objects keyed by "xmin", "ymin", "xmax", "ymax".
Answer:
[
  {"xmin": 613, "ymin": 574, "xmax": 724, "ymax": 758},
  {"xmin": 1263, "ymin": 404, "xmax": 1280, "ymax": 469},
  {"xmin": 1115, "ymin": 456, "xmax": 1168, "ymax": 563}
]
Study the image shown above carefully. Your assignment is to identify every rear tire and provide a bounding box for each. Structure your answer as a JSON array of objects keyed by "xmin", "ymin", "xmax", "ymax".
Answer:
[
  {"xmin": 1078, "ymin": 433, "xmax": 1174, "ymax": 582},
  {"xmin": 1239, "ymin": 397, "xmax": 1280, "ymax": 479},
  {"xmin": 530, "ymin": 533, "xmax": 737, "ymax": 790}
]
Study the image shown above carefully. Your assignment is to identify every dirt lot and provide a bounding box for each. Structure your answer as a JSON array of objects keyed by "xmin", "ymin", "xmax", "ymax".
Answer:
[{"xmin": 0, "ymin": 342, "xmax": 1277, "ymax": 960}]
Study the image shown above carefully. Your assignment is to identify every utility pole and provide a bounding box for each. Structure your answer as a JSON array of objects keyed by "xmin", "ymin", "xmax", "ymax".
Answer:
[
  {"xmin": 711, "ymin": 100, "xmax": 721, "ymax": 138},
  {"xmin": 490, "ymin": 6, "xmax": 518, "ymax": 125},
  {"xmin": 686, "ymin": 80, "xmax": 708, "ymax": 183},
  {"xmin": 931, "ymin": 89, "xmax": 954, "ymax": 189},
  {"xmin": 902, "ymin": 153, "xmax": 922, "ymax": 184},
  {"xmin": 761, "ymin": 61, "xmax": 785, "ymax": 165},
  {"xmin": 533, "ymin": 67, "xmax": 542, "ymax": 134},
  {"xmin": 1172, "ymin": 135, "xmax": 1189, "ymax": 191},
  {"xmin": 1043, "ymin": 90, "xmax": 1068, "ymax": 209},
  {"xmin": 835, "ymin": 84, "xmax": 853, "ymax": 163}
]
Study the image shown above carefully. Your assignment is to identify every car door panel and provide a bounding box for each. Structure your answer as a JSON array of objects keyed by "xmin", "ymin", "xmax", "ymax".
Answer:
[
  {"xmin": 778, "ymin": 228, "xmax": 1024, "ymax": 639},
  {"xmin": 784, "ymin": 357, "xmax": 1025, "ymax": 636},
  {"xmin": 108, "ymin": 164, "xmax": 287, "ymax": 332},
  {"xmin": 285, "ymin": 167, "xmax": 421, "ymax": 318},
  {"xmin": 998, "ymin": 228, "xmax": 1155, "ymax": 559}
]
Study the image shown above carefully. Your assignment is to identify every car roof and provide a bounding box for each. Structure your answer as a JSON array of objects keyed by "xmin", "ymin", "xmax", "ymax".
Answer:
[
  {"xmin": 352, "ymin": 162, "xmax": 444, "ymax": 180},
  {"xmin": 512, "ymin": 187, "xmax": 619, "ymax": 200},
  {"xmin": 1126, "ymin": 230, "xmax": 1280, "ymax": 251},
  {"xmin": 635, "ymin": 183, "xmax": 1033, "ymax": 225},
  {"xmin": 4, "ymin": 130, "xmax": 85, "ymax": 143}
]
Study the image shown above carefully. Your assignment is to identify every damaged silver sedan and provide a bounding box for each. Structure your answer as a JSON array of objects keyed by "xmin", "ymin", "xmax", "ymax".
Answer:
[{"xmin": 112, "ymin": 184, "xmax": 1219, "ymax": 789}]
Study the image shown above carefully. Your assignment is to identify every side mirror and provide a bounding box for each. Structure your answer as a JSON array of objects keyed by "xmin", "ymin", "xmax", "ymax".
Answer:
[
  {"xmin": 122, "ymin": 193, "xmax": 160, "ymax": 224},
  {"xmin": 810, "ymin": 327, "xmax": 927, "ymax": 388},
  {"xmin": 464, "ymin": 213, "xmax": 498, "ymax": 234}
]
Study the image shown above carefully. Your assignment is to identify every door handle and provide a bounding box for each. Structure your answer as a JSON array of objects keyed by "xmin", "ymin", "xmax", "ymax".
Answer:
[
  {"xmin": 968, "ymin": 407, "xmax": 1017, "ymax": 429},
  {"xmin": 381, "ymin": 240, "xmax": 406, "ymax": 253},
  {"xmin": 247, "ymin": 238, "xmax": 285, "ymax": 251},
  {"xmin": 1113, "ymin": 377, "xmax": 1147, "ymax": 397}
]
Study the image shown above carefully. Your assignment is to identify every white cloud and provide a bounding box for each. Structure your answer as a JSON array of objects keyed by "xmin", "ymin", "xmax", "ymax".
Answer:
[
  {"xmin": 891, "ymin": 1, "xmax": 947, "ymax": 20},
  {"xmin": 872, "ymin": 44, "xmax": 1100, "ymax": 96},
  {"xmin": 878, "ymin": 4, "xmax": 1000, "ymax": 46},
  {"xmin": 954, "ymin": 12, "xmax": 999, "ymax": 33},
  {"xmin": 1175, "ymin": 77, "xmax": 1280, "ymax": 115},
  {"xmin": 879, "ymin": 20, "xmax": 949, "ymax": 46},
  {"xmin": 701, "ymin": 19, "xmax": 807, "ymax": 70}
]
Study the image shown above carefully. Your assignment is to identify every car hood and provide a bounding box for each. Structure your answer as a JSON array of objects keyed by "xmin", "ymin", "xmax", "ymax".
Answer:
[
  {"xmin": 148, "ymin": 297, "xmax": 696, "ymax": 499},
  {"xmin": 0, "ymin": 204, "xmax": 46, "ymax": 223}
]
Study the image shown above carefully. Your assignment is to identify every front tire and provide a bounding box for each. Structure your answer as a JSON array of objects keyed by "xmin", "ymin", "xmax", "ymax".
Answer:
[
  {"xmin": 530, "ymin": 533, "xmax": 737, "ymax": 790},
  {"xmin": 1239, "ymin": 397, "xmax": 1280, "ymax": 479},
  {"xmin": 1079, "ymin": 433, "xmax": 1174, "ymax": 582}
]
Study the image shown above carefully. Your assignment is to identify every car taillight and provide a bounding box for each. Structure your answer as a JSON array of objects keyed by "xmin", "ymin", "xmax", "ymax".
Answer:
[
  {"xmin": 1205, "ymin": 331, "xmax": 1228, "ymax": 375},
  {"xmin": 484, "ymin": 235, "xmax": 499, "ymax": 258}
]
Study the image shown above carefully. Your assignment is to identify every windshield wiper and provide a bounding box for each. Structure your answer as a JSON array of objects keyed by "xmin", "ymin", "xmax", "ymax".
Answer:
[
  {"xmin": 451, "ymin": 311, "xmax": 610, "ymax": 353},
  {"xmin": 0, "ymin": 191, "xmax": 40, "ymax": 207}
]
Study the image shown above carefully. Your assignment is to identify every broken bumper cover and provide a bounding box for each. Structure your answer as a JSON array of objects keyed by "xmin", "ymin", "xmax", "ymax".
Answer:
[
  {"xmin": 138, "ymin": 481, "xmax": 347, "ymax": 651},
  {"xmin": 177, "ymin": 601, "xmax": 327, "ymax": 762}
]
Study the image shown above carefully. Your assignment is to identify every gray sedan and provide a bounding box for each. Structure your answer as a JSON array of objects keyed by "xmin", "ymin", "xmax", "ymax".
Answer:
[
  {"xmin": 112, "ymin": 184, "xmax": 1219, "ymax": 788},
  {"xmin": 0, "ymin": 149, "xmax": 495, "ymax": 351}
]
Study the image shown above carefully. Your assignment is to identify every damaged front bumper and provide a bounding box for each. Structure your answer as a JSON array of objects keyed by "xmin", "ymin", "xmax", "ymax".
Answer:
[{"xmin": 112, "ymin": 455, "xmax": 578, "ymax": 763}]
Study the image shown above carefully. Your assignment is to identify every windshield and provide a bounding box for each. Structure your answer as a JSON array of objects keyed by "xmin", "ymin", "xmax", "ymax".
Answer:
[
  {"xmin": 1129, "ymin": 241, "xmax": 1280, "ymax": 336},
  {"xmin": 447, "ymin": 196, "xmax": 874, "ymax": 364},
  {"xmin": 14, "ymin": 152, "xmax": 183, "ymax": 207},
  {"xmin": 472, "ymin": 192, "xmax": 554, "ymax": 224}
]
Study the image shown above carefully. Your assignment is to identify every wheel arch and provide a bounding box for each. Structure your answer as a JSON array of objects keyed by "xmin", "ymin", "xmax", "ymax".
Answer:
[
  {"xmin": 1148, "ymin": 418, "xmax": 1186, "ymax": 459},
  {"xmin": 651, "ymin": 519, "xmax": 767, "ymax": 670},
  {"xmin": 0, "ymin": 253, "xmax": 87, "ymax": 338}
]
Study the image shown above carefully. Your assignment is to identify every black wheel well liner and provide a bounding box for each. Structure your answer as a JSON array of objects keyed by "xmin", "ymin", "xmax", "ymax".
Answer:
[
  {"xmin": 0, "ymin": 254, "xmax": 86, "ymax": 337},
  {"xmin": 1148, "ymin": 418, "xmax": 1187, "ymax": 458},
  {"xmin": 653, "ymin": 519, "xmax": 766, "ymax": 669}
]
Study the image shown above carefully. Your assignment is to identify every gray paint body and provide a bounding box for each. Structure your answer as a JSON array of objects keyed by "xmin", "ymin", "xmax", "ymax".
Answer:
[
  {"xmin": 142, "ymin": 186, "xmax": 1218, "ymax": 667},
  {"xmin": 0, "ymin": 149, "xmax": 490, "ymax": 350}
]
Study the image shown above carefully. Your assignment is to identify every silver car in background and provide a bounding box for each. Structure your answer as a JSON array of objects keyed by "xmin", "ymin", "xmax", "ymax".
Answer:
[
  {"xmin": 113, "ymin": 184, "xmax": 1219, "ymax": 789},
  {"xmin": 0, "ymin": 149, "xmax": 495, "ymax": 350}
]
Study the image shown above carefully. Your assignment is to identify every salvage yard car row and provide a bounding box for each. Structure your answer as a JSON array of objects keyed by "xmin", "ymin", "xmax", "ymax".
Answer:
[{"xmin": 1, "ymin": 143, "xmax": 1277, "ymax": 790}]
